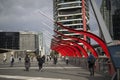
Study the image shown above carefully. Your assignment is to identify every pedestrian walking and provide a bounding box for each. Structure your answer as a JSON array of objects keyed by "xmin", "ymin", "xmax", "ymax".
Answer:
[
  {"xmin": 49, "ymin": 56, "xmax": 52, "ymax": 61},
  {"xmin": 42, "ymin": 55, "xmax": 45, "ymax": 63},
  {"xmin": 46, "ymin": 55, "xmax": 49, "ymax": 62},
  {"xmin": 10, "ymin": 55, "xmax": 14, "ymax": 67},
  {"xmin": 47, "ymin": 57, "xmax": 49, "ymax": 62},
  {"xmin": 24, "ymin": 54, "xmax": 30, "ymax": 71},
  {"xmin": 3, "ymin": 56, "xmax": 7, "ymax": 64},
  {"xmin": 37, "ymin": 55, "xmax": 44, "ymax": 71},
  {"xmin": 18, "ymin": 56, "xmax": 21, "ymax": 63},
  {"xmin": 65, "ymin": 56, "xmax": 69, "ymax": 65},
  {"xmin": 87, "ymin": 53, "xmax": 96, "ymax": 76},
  {"xmin": 53, "ymin": 55, "xmax": 57, "ymax": 65}
]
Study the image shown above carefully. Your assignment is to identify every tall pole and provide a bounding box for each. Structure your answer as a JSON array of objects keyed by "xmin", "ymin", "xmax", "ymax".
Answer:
[{"xmin": 82, "ymin": 0, "xmax": 87, "ymax": 50}]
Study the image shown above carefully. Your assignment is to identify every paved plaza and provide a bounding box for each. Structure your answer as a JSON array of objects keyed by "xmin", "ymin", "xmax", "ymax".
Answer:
[{"xmin": 0, "ymin": 59, "xmax": 110, "ymax": 80}]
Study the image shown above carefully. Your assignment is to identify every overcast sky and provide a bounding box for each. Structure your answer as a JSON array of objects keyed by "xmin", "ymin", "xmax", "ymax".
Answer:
[
  {"xmin": 0, "ymin": 0, "xmax": 102, "ymax": 51},
  {"xmin": 0, "ymin": 0, "xmax": 53, "ymax": 52}
]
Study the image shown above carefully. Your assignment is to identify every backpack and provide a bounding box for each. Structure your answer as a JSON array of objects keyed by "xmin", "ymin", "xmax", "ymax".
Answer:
[{"xmin": 90, "ymin": 58, "xmax": 95, "ymax": 64}]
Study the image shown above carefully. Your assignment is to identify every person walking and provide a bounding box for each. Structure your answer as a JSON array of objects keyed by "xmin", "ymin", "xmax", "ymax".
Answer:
[
  {"xmin": 49, "ymin": 56, "xmax": 52, "ymax": 61},
  {"xmin": 18, "ymin": 56, "xmax": 21, "ymax": 63},
  {"xmin": 42, "ymin": 55, "xmax": 45, "ymax": 63},
  {"xmin": 37, "ymin": 55, "xmax": 44, "ymax": 71},
  {"xmin": 3, "ymin": 56, "xmax": 7, "ymax": 64},
  {"xmin": 65, "ymin": 56, "xmax": 69, "ymax": 65},
  {"xmin": 24, "ymin": 54, "xmax": 30, "ymax": 71},
  {"xmin": 53, "ymin": 55, "xmax": 57, "ymax": 65},
  {"xmin": 10, "ymin": 55, "xmax": 14, "ymax": 67},
  {"xmin": 87, "ymin": 53, "xmax": 96, "ymax": 76}
]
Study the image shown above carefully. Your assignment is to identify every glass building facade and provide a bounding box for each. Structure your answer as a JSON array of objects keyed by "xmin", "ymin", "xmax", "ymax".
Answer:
[
  {"xmin": 0, "ymin": 32, "xmax": 19, "ymax": 49},
  {"xmin": 100, "ymin": 0, "xmax": 120, "ymax": 40},
  {"xmin": 111, "ymin": 0, "xmax": 120, "ymax": 40}
]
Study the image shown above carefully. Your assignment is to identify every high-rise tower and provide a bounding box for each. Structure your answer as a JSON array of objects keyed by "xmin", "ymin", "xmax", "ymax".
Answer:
[{"xmin": 53, "ymin": 0, "xmax": 89, "ymax": 45}]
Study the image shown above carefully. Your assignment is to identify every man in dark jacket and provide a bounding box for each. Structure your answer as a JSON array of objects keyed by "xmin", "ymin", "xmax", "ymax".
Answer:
[
  {"xmin": 37, "ymin": 55, "xmax": 44, "ymax": 71},
  {"xmin": 87, "ymin": 53, "xmax": 96, "ymax": 76}
]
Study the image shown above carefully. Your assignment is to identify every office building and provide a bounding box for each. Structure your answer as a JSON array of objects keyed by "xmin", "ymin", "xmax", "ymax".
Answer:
[
  {"xmin": 19, "ymin": 31, "xmax": 37, "ymax": 51},
  {"xmin": 0, "ymin": 32, "xmax": 19, "ymax": 49},
  {"xmin": 111, "ymin": 0, "xmax": 120, "ymax": 40},
  {"xmin": 100, "ymin": 0, "xmax": 120, "ymax": 40},
  {"xmin": 0, "ymin": 31, "xmax": 44, "ymax": 58},
  {"xmin": 0, "ymin": 31, "xmax": 43, "ymax": 52},
  {"xmin": 53, "ymin": 0, "xmax": 90, "ymax": 45}
]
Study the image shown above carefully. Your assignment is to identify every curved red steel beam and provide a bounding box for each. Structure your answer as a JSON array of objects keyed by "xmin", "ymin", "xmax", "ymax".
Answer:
[
  {"xmin": 53, "ymin": 44, "xmax": 76, "ymax": 56},
  {"xmin": 54, "ymin": 48, "xmax": 66, "ymax": 56},
  {"xmin": 53, "ymin": 36, "xmax": 87, "ymax": 57},
  {"xmin": 62, "ymin": 45, "xmax": 79, "ymax": 57},
  {"xmin": 53, "ymin": 45, "xmax": 76, "ymax": 56},
  {"xmin": 53, "ymin": 49, "xmax": 64, "ymax": 56},
  {"xmin": 56, "ymin": 22, "xmax": 110, "ymax": 58},
  {"xmin": 53, "ymin": 47, "xmax": 69, "ymax": 56},
  {"xmin": 54, "ymin": 30, "xmax": 98, "ymax": 58},
  {"xmin": 58, "ymin": 41, "xmax": 82, "ymax": 57},
  {"xmin": 52, "ymin": 43, "xmax": 77, "ymax": 57},
  {"xmin": 60, "ymin": 40, "xmax": 86, "ymax": 57},
  {"xmin": 54, "ymin": 42, "xmax": 83, "ymax": 57}
]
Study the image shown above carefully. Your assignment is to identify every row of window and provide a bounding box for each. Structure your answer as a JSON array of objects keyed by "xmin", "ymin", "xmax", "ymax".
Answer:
[
  {"xmin": 58, "ymin": 15, "xmax": 82, "ymax": 20},
  {"xmin": 58, "ymin": 8, "xmax": 82, "ymax": 15},
  {"xmin": 56, "ymin": 0, "xmax": 80, "ymax": 3},
  {"xmin": 61, "ymin": 20, "xmax": 83, "ymax": 25},
  {"xmin": 58, "ymin": 3, "xmax": 82, "ymax": 9},
  {"xmin": 55, "ymin": 24, "xmax": 84, "ymax": 30}
]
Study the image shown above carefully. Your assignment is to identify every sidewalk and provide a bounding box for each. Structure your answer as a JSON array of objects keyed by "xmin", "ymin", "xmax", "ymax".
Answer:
[{"xmin": 0, "ymin": 58, "xmax": 111, "ymax": 80}]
